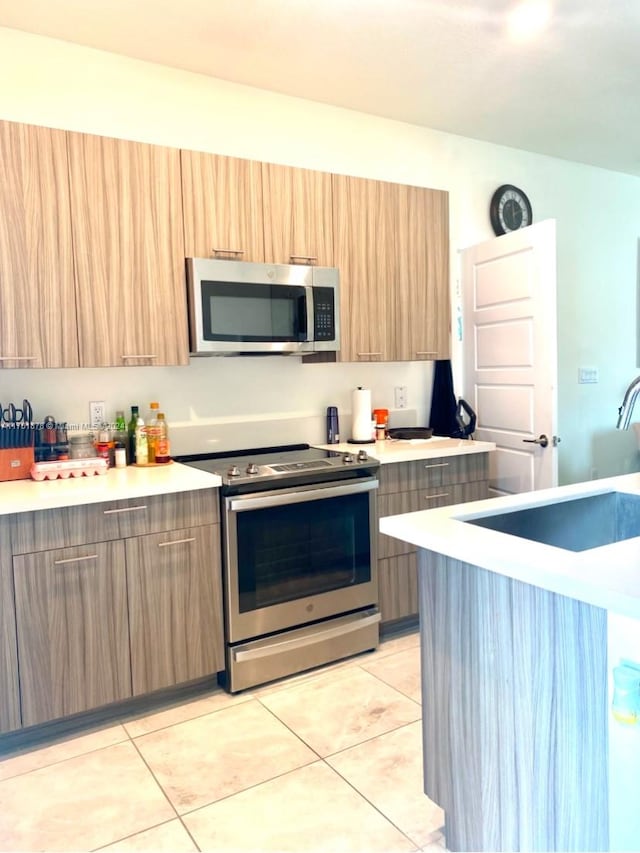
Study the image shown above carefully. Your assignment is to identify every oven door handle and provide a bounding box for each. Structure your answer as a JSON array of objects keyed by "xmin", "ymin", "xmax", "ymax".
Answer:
[
  {"xmin": 228, "ymin": 477, "xmax": 378, "ymax": 512},
  {"xmin": 232, "ymin": 609, "xmax": 381, "ymax": 663}
]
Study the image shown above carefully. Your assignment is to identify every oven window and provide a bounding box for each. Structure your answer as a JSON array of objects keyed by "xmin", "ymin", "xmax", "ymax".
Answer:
[
  {"xmin": 236, "ymin": 491, "xmax": 372, "ymax": 612},
  {"xmin": 201, "ymin": 281, "xmax": 308, "ymax": 342}
]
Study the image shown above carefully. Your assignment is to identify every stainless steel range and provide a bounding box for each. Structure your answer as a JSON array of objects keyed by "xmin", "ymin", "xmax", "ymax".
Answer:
[{"xmin": 180, "ymin": 444, "xmax": 380, "ymax": 692}]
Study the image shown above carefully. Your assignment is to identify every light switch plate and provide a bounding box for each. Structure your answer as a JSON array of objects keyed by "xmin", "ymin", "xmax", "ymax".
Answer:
[
  {"xmin": 578, "ymin": 367, "xmax": 599, "ymax": 384},
  {"xmin": 394, "ymin": 386, "xmax": 408, "ymax": 409}
]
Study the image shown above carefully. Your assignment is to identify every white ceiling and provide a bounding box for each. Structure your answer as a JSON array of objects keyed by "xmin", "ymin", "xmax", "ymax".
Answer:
[{"xmin": 2, "ymin": 0, "xmax": 640, "ymax": 176}]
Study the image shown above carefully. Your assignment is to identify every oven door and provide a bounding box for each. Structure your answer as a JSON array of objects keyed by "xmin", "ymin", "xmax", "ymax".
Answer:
[{"xmin": 223, "ymin": 477, "xmax": 378, "ymax": 643}]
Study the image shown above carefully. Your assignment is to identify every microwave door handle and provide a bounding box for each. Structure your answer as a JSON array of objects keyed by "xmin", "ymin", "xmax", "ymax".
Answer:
[
  {"xmin": 306, "ymin": 286, "xmax": 314, "ymax": 342},
  {"xmin": 228, "ymin": 478, "xmax": 378, "ymax": 512}
]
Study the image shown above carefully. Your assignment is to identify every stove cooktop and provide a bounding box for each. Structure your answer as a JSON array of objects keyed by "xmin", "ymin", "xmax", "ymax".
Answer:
[{"xmin": 178, "ymin": 444, "xmax": 379, "ymax": 487}]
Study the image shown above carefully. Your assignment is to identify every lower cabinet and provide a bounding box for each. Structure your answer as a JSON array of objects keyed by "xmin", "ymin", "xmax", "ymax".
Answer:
[
  {"xmin": 7, "ymin": 488, "xmax": 224, "ymax": 731},
  {"xmin": 126, "ymin": 525, "xmax": 223, "ymax": 695},
  {"xmin": 0, "ymin": 520, "xmax": 20, "ymax": 733},
  {"xmin": 378, "ymin": 453, "xmax": 490, "ymax": 625},
  {"xmin": 14, "ymin": 541, "xmax": 131, "ymax": 728}
]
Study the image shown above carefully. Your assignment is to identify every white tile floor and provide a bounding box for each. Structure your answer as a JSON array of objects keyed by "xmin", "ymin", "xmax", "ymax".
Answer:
[{"xmin": 0, "ymin": 629, "xmax": 446, "ymax": 852}]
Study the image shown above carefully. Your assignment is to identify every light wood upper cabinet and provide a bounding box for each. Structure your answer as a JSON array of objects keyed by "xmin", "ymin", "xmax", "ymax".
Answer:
[
  {"xmin": 332, "ymin": 175, "xmax": 395, "ymax": 361},
  {"xmin": 0, "ymin": 121, "xmax": 79, "ymax": 368},
  {"xmin": 333, "ymin": 173, "xmax": 450, "ymax": 362},
  {"xmin": 181, "ymin": 150, "xmax": 264, "ymax": 262},
  {"xmin": 67, "ymin": 132, "xmax": 189, "ymax": 366},
  {"xmin": 262, "ymin": 163, "xmax": 333, "ymax": 266},
  {"xmin": 395, "ymin": 184, "xmax": 450, "ymax": 361}
]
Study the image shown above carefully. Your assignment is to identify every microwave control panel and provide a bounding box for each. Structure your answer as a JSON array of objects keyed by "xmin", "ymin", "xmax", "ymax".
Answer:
[{"xmin": 313, "ymin": 287, "xmax": 336, "ymax": 341}]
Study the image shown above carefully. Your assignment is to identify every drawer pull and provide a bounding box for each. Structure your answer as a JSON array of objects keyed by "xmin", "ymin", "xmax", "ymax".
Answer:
[
  {"xmin": 424, "ymin": 492, "xmax": 449, "ymax": 501},
  {"xmin": 54, "ymin": 554, "xmax": 98, "ymax": 565},
  {"xmin": 357, "ymin": 352, "xmax": 383, "ymax": 357},
  {"xmin": 158, "ymin": 537, "xmax": 196, "ymax": 548},
  {"xmin": 0, "ymin": 355, "xmax": 37, "ymax": 361},
  {"xmin": 415, "ymin": 351, "xmax": 438, "ymax": 356},
  {"xmin": 423, "ymin": 462, "xmax": 449, "ymax": 470},
  {"xmin": 289, "ymin": 254, "xmax": 317, "ymax": 264},
  {"xmin": 212, "ymin": 248, "xmax": 244, "ymax": 257},
  {"xmin": 121, "ymin": 354, "xmax": 157, "ymax": 360},
  {"xmin": 103, "ymin": 505, "xmax": 148, "ymax": 515}
]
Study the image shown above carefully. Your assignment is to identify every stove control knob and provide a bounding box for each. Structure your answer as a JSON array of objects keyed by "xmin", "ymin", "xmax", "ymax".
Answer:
[
  {"xmin": 246, "ymin": 463, "xmax": 259, "ymax": 475},
  {"xmin": 228, "ymin": 465, "xmax": 241, "ymax": 478},
  {"xmin": 343, "ymin": 452, "xmax": 354, "ymax": 464},
  {"xmin": 357, "ymin": 449, "xmax": 369, "ymax": 462}
]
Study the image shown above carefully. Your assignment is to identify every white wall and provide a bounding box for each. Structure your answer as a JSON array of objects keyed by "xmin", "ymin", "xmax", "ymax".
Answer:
[{"xmin": 1, "ymin": 27, "xmax": 640, "ymax": 478}]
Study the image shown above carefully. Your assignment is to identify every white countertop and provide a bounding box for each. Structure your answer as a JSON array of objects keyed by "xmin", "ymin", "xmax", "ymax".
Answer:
[
  {"xmin": 314, "ymin": 436, "xmax": 495, "ymax": 463},
  {"xmin": 0, "ymin": 463, "xmax": 222, "ymax": 515},
  {"xmin": 380, "ymin": 471, "xmax": 640, "ymax": 620}
]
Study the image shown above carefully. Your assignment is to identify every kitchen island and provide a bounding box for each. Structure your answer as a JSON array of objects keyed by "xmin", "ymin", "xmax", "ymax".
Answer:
[{"xmin": 380, "ymin": 472, "xmax": 640, "ymax": 852}]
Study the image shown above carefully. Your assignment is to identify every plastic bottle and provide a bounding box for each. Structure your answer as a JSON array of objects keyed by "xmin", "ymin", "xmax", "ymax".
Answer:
[
  {"xmin": 135, "ymin": 417, "xmax": 148, "ymax": 465},
  {"xmin": 128, "ymin": 405, "xmax": 139, "ymax": 463},
  {"xmin": 114, "ymin": 442, "xmax": 127, "ymax": 469},
  {"xmin": 114, "ymin": 410, "xmax": 129, "ymax": 465},
  {"xmin": 154, "ymin": 413, "xmax": 171, "ymax": 464},
  {"xmin": 146, "ymin": 402, "xmax": 160, "ymax": 463}
]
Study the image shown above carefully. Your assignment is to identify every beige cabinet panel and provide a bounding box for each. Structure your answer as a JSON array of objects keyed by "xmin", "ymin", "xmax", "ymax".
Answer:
[
  {"xmin": 14, "ymin": 541, "xmax": 131, "ymax": 727},
  {"xmin": 395, "ymin": 185, "xmax": 450, "ymax": 361},
  {"xmin": 181, "ymin": 150, "xmax": 264, "ymax": 262},
  {"xmin": 262, "ymin": 163, "xmax": 333, "ymax": 266},
  {"xmin": 332, "ymin": 174, "xmax": 395, "ymax": 361},
  {"xmin": 68, "ymin": 132, "xmax": 188, "ymax": 366},
  {"xmin": 0, "ymin": 121, "xmax": 78, "ymax": 368},
  {"xmin": 0, "ymin": 520, "xmax": 20, "ymax": 733},
  {"xmin": 126, "ymin": 524, "xmax": 224, "ymax": 695},
  {"xmin": 333, "ymin": 174, "xmax": 450, "ymax": 363}
]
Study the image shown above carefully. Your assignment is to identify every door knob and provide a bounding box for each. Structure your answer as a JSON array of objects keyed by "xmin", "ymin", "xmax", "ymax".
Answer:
[{"xmin": 523, "ymin": 434, "xmax": 549, "ymax": 448}]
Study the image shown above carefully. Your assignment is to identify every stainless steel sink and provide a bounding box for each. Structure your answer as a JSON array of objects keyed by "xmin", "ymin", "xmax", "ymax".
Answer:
[{"xmin": 464, "ymin": 491, "xmax": 640, "ymax": 552}]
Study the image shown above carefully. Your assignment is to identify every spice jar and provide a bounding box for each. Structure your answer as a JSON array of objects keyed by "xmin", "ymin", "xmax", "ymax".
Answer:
[{"xmin": 69, "ymin": 433, "xmax": 97, "ymax": 459}]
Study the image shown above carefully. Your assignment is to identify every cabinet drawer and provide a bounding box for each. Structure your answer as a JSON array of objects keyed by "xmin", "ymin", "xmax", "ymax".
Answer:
[
  {"xmin": 10, "ymin": 488, "xmax": 219, "ymax": 554},
  {"xmin": 378, "ymin": 453, "xmax": 489, "ymax": 494}
]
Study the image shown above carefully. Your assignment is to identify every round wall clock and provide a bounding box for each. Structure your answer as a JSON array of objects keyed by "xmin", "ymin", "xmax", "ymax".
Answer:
[{"xmin": 489, "ymin": 184, "xmax": 533, "ymax": 236}]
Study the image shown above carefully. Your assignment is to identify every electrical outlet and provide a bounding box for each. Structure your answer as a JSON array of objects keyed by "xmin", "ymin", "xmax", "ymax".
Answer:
[
  {"xmin": 90, "ymin": 401, "xmax": 106, "ymax": 429},
  {"xmin": 394, "ymin": 386, "xmax": 408, "ymax": 409}
]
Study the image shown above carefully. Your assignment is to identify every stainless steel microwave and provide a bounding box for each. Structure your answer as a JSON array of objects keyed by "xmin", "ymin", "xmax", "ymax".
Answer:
[{"xmin": 186, "ymin": 258, "xmax": 340, "ymax": 356}]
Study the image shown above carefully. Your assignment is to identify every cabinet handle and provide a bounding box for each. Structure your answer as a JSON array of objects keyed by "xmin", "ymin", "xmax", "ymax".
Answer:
[
  {"xmin": 357, "ymin": 352, "xmax": 383, "ymax": 358},
  {"xmin": 211, "ymin": 248, "xmax": 245, "ymax": 257},
  {"xmin": 158, "ymin": 537, "xmax": 196, "ymax": 548},
  {"xmin": 424, "ymin": 492, "xmax": 449, "ymax": 501},
  {"xmin": 423, "ymin": 462, "xmax": 449, "ymax": 470},
  {"xmin": 54, "ymin": 554, "xmax": 98, "ymax": 565},
  {"xmin": 415, "ymin": 351, "xmax": 438, "ymax": 356},
  {"xmin": 103, "ymin": 505, "xmax": 147, "ymax": 515},
  {"xmin": 0, "ymin": 356, "xmax": 37, "ymax": 361},
  {"xmin": 289, "ymin": 254, "xmax": 317, "ymax": 264},
  {"xmin": 121, "ymin": 354, "xmax": 158, "ymax": 361}
]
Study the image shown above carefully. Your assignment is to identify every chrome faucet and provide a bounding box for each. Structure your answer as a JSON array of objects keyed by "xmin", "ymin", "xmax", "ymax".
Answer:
[{"xmin": 617, "ymin": 375, "xmax": 640, "ymax": 429}]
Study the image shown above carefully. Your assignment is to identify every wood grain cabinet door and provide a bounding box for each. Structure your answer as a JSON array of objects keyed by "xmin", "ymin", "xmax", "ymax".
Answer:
[
  {"xmin": 126, "ymin": 524, "xmax": 224, "ymax": 695},
  {"xmin": 13, "ymin": 541, "xmax": 131, "ymax": 727},
  {"xmin": 332, "ymin": 174, "xmax": 395, "ymax": 361},
  {"xmin": 395, "ymin": 185, "xmax": 450, "ymax": 361},
  {"xmin": 0, "ymin": 120, "xmax": 79, "ymax": 368},
  {"xmin": 0, "ymin": 521, "xmax": 20, "ymax": 733},
  {"xmin": 262, "ymin": 163, "xmax": 333, "ymax": 266},
  {"xmin": 67, "ymin": 132, "xmax": 188, "ymax": 366},
  {"xmin": 181, "ymin": 150, "xmax": 264, "ymax": 262}
]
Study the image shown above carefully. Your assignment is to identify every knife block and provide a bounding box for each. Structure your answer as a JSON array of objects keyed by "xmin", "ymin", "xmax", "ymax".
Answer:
[{"xmin": 0, "ymin": 447, "xmax": 35, "ymax": 481}]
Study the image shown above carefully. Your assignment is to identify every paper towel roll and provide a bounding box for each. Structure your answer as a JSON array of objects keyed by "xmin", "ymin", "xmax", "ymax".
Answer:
[{"xmin": 351, "ymin": 387, "xmax": 373, "ymax": 442}]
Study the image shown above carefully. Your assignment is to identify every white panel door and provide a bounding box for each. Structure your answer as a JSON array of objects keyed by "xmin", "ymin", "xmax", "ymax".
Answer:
[{"xmin": 462, "ymin": 219, "xmax": 558, "ymax": 495}]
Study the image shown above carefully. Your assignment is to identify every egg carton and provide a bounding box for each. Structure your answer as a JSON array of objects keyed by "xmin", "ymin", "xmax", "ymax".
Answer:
[{"xmin": 30, "ymin": 458, "xmax": 109, "ymax": 481}]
